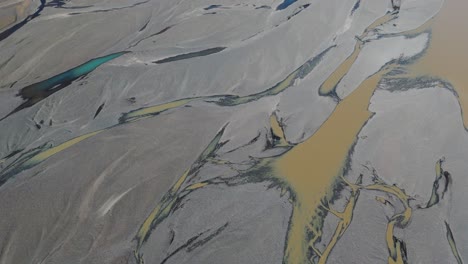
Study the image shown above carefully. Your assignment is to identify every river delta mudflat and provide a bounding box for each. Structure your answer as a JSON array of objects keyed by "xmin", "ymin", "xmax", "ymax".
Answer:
[{"xmin": 0, "ymin": 0, "xmax": 466, "ymax": 263}]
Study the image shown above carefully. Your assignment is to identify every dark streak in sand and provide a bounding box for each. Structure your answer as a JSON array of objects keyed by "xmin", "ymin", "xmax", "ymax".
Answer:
[{"xmin": 153, "ymin": 47, "xmax": 226, "ymax": 64}]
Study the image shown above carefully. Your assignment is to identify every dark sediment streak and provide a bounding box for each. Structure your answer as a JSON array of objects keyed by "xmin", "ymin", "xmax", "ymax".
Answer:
[
  {"xmin": 153, "ymin": 47, "xmax": 226, "ymax": 64},
  {"xmin": 216, "ymin": 45, "xmax": 334, "ymax": 106},
  {"xmin": 0, "ymin": 51, "xmax": 127, "ymax": 121},
  {"xmin": 204, "ymin": 5, "xmax": 221, "ymax": 10},
  {"xmin": 0, "ymin": 0, "xmax": 46, "ymax": 42},
  {"xmin": 130, "ymin": 26, "xmax": 172, "ymax": 48},
  {"xmin": 68, "ymin": 1, "xmax": 148, "ymax": 15},
  {"xmin": 93, "ymin": 102, "xmax": 105, "ymax": 119},
  {"xmin": 351, "ymin": 0, "xmax": 361, "ymax": 15}
]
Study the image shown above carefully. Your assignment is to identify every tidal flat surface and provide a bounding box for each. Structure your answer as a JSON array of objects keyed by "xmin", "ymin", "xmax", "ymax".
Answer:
[{"xmin": 0, "ymin": 0, "xmax": 467, "ymax": 263}]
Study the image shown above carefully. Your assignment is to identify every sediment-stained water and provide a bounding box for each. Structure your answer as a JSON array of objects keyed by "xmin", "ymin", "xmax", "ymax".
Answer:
[
  {"xmin": 0, "ymin": 0, "xmax": 466, "ymax": 264},
  {"xmin": 408, "ymin": 0, "xmax": 468, "ymax": 129},
  {"xmin": 274, "ymin": 63, "xmax": 395, "ymax": 264},
  {"xmin": 319, "ymin": 12, "xmax": 397, "ymax": 98}
]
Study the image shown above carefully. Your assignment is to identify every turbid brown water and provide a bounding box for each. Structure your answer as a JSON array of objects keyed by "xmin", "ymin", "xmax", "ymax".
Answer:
[
  {"xmin": 2, "ymin": 0, "xmax": 463, "ymax": 264},
  {"xmin": 409, "ymin": 0, "xmax": 468, "ymax": 129},
  {"xmin": 274, "ymin": 62, "xmax": 396, "ymax": 263},
  {"xmin": 270, "ymin": 1, "xmax": 468, "ymax": 262},
  {"xmin": 319, "ymin": 12, "xmax": 396, "ymax": 97}
]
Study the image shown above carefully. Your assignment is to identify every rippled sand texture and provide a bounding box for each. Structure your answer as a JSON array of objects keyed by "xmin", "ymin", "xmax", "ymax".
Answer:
[{"xmin": 0, "ymin": 0, "xmax": 467, "ymax": 263}]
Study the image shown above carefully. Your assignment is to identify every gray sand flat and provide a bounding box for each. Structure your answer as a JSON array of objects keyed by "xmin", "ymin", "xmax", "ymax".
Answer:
[{"xmin": 1, "ymin": 0, "xmax": 466, "ymax": 264}]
